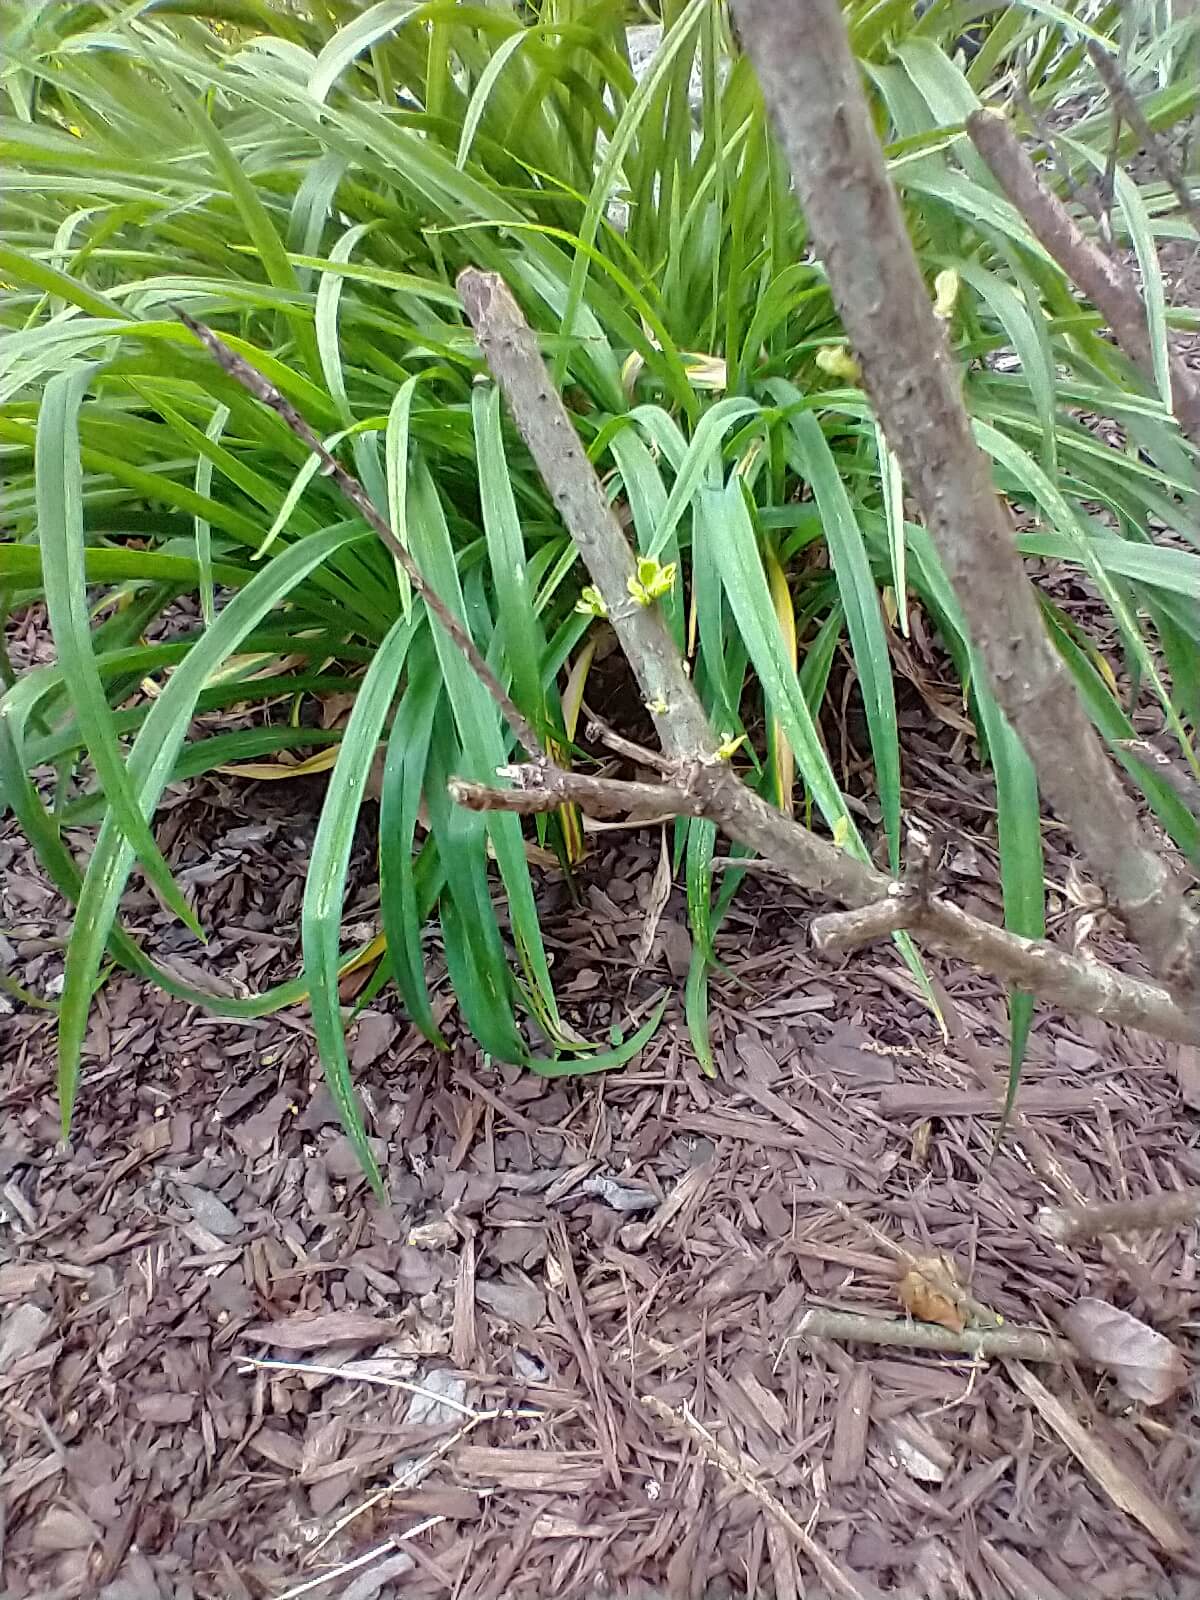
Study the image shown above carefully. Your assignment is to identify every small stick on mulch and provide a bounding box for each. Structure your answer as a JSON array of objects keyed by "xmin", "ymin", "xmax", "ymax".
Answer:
[
  {"xmin": 1039, "ymin": 1190, "xmax": 1200, "ymax": 1244},
  {"xmin": 788, "ymin": 1307, "xmax": 1070, "ymax": 1363},
  {"xmin": 640, "ymin": 1395, "xmax": 883, "ymax": 1600},
  {"xmin": 1005, "ymin": 1361, "xmax": 1188, "ymax": 1554}
]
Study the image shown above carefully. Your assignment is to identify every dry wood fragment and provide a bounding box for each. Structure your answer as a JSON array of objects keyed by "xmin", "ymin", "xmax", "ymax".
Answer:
[
  {"xmin": 830, "ymin": 1365, "xmax": 873, "ymax": 1485},
  {"xmin": 1004, "ymin": 1359, "xmax": 1188, "ymax": 1553},
  {"xmin": 1040, "ymin": 1190, "xmax": 1200, "ymax": 1243},
  {"xmin": 640, "ymin": 1394, "xmax": 883, "ymax": 1600}
]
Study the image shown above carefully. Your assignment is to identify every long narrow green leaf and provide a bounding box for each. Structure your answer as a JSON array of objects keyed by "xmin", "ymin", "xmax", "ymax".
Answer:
[
  {"xmin": 303, "ymin": 614, "xmax": 413, "ymax": 1197},
  {"xmin": 56, "ymin": 523, "xmax": 370, "ymax": 1132},
  {"xmin": 37, "ymin": 365, "xmax": 204, "ymax": 941}
]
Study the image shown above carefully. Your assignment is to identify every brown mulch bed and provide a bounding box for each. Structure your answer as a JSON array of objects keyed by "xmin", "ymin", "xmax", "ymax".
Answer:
[{"xmin": 2, "ymin": 732, "xmax": 1200, "ymax": 1600}]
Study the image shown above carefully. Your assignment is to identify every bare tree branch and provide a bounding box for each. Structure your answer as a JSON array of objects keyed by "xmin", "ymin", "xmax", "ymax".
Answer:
[
  {"xmin": 1087, "ymin": 42, "xmax": 1200, "ymax": 243},
  {"xmin": 449, "ymin": 769, "xmax": 696, "ymax": 821},
  {"xmin": 966, "ymin": 110, "xmax": 1200, "ymax": 447},
  {"xmin": 730, "ymin": 0, "xmax": 1200, "ymax": 1008},
  {"xmin": 811, "ymin": 895, "xmax": 914, "ymax": 952},
  {"xmin": 455, "ymin": 273, "xmax": 1200, "ymax": 1045}
]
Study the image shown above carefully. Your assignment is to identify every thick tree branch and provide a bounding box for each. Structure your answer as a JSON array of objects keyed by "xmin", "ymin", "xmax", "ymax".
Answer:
[
  {"xmin": 450, "ymin": 272, "xmax": 1200, "ymax": 1043},
  {"xmin": 966, "ymin": 110, "xmax": 1200, "ymax": 447},
  {"xmin": 730, "ymin": 0, "xmax": 1200, "ymax": 1009}
]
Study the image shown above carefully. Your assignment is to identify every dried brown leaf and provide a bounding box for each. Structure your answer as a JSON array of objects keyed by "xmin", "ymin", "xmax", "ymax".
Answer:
[
  {"xmin": 896, "ymin": 1256, "xmax": 967, "ymax": 1333},
  {"xmin": 1062, "ymin": 1298, "xmax": 1189, "ymax": 1406},
  {"xmin": 243, "ymin": 1311, "xmax": 396, "ymax": 1351}
]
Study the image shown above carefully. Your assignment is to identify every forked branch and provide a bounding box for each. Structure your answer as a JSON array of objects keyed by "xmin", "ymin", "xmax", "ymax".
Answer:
[
  {"xmin": 456, "ymin": 271, "xmax": 1200, "ymax": 1046},
  {"xmin": 729, "ymin": 0, "xmax": 1200, "ymax": 1010},
  {"xmin": 183, "ymin": 284, "xmax": 1200, "ymax": 1051}
]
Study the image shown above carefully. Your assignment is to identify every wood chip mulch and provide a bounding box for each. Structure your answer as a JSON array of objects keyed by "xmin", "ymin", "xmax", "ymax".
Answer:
[{"xmin": 2, "ymin": 754, "xmax": 1199, "ymax": 1600}]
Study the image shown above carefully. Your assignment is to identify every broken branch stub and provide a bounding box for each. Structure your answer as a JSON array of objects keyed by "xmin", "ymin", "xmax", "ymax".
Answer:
[{"xmin": 730, "ymin": 0, "xmax": 1200, "ymax": 1010}]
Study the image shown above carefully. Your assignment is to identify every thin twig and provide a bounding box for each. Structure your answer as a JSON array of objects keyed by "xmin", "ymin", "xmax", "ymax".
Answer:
[
  {"xmin": 1039, "ymin": 1190, "xmax": 1200, "ymax": 1244},
  {"xmin": 1088, "ymin": 42, "xmax": 1200, "ymax": 241},
  {"xmin": 239, "ymin": 1356, "xmax": 477, "ymax": 1413},
  {"xmin": 640, "ymin": 1395, "xmax": 878, "ymax": 1600},
  {"xmin": 275, "ymin": 1515, "xmax": 445, "ymax": 1600},
  {"xmin": 582, "ymin": 705, "xmax": 677, "ymax": 773},
  {"xmin": 176, "ymin": 308, "xmax": 544, "ymax": 760},
  {"xmin": 788, "ymin": 1306, "xmax": 1069, "ymax": 1363},
  {"xmin": 966, "ymin": 110, "xmax": 1200, "ymax": 446}
]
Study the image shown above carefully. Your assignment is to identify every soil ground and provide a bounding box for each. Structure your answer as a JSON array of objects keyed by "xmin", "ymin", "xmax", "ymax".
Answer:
[
  {"xmin": 4, "ymin": 135, "xmax": 1200, "ymax": 1598},
  {"xmin": 3, "ymin": 619, "xmax": 1200, "ymax": 1598}
]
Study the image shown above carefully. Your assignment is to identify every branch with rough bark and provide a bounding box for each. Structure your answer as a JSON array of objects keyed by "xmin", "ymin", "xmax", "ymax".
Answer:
[
  {"xmin": 184, "ymin": 287, "xmax": 1200, "ymax": 1049},
  {"xmin": 1086, "ymin": 43, "xmax": 1200, "ymax": 245},
  {"xmin": 728, "ymin": 0, "xmax": 1200, "ymax": 1013},
  {"xmin": 966, "ymin": 109, "xmax": 1200, "ymax": 447},
  {"xmin": 456, "ymin": 271, "xmax": 1200, "ymax": 1046}
]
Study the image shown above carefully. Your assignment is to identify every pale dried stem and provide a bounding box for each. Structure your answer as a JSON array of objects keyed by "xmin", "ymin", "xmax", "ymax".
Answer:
[{"xmin": 789, "ymin": 1306, "xmax": 1069, "ymax": 1363}]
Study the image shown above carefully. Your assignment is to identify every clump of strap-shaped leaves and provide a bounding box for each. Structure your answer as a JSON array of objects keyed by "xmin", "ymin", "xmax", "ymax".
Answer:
[{"xmin": 2, "ymin": 0, "xmax": 1199, "ymax": 1187}]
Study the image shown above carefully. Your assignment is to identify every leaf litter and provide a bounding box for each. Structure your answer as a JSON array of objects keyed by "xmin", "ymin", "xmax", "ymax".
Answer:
[{"xmin": 2, "ymin": 603, "xmax": 1200, "ymax": 1596}]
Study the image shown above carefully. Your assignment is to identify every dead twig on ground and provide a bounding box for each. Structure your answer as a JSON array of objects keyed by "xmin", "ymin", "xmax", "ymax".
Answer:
[
  {"xmin": 1039, "ymin": 1190, "xmax": 1200, "ymax": 1244},
  {"xmin": 789, "ymin": 1307, "xmax": 1069, "ymax": 1363},
  {"xmin": 730, "ymin": 0, "xmax": 1200, "ymax": 1007},
  {"xmin": 966, "ymin": 109, "xmax": 1200, "ymax": 447},
  {"xmin": 640, "ymin": 1394, "xmax": 880, "ymax": 1600}
]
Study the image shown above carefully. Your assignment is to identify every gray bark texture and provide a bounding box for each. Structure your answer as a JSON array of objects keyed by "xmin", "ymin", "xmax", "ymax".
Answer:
[
  {"xmin": 456, "ymin": 272, "xmax": 1200, "ymax": 1046},
  {"xmin": 730, "ymin": 0, "xmax": 1200, "ymax": 1010},
  {"xmin": 967, "ymin": 108, "xmax": 1200, "ymax": 447}
]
